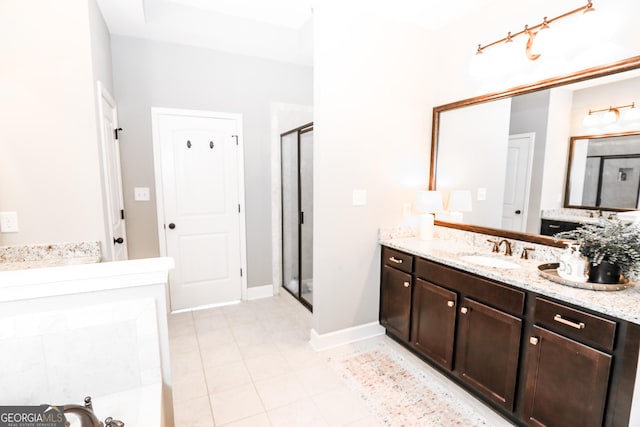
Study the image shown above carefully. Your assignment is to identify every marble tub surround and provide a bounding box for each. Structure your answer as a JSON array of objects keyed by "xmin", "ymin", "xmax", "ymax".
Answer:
[
  {"xmin": 379, "ymin": 233, "xmax": 640, "ymax": 325},
  {"xmin": 0, "ymin": 241, "xmax": 101, "ymax": 270}
]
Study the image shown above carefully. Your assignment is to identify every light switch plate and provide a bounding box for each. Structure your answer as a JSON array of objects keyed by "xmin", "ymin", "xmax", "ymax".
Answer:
[
  {"xmin": 477, "ymin": 188, "xmax": 487, "ymax": 201},
  {"xmin": 134, "ymin": 187, "xmax": 150, "ymax": 201},
  {"xmin": 0, "ymin": 211, "xmax": 19, "ymax": 233},
  {"xmin": 352, "ymin": 189, "xmax": 367, "ymax": 206}
]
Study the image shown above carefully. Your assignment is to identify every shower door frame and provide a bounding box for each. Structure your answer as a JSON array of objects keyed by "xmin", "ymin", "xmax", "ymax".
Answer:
[{"xmin": 280, "ymin": 122, "xmax": 313, "ymax": 312}]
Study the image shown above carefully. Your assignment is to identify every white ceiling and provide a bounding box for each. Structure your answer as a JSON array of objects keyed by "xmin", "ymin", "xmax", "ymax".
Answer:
[{"xmin": 95, "ymin": 0, "xmax": 487, "ymax": 66}]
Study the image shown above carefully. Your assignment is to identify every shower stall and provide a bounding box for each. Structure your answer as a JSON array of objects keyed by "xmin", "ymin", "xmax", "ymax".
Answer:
[{"xmin": 281, "ymin": 122, "xmax": 313, "ymax": 310}]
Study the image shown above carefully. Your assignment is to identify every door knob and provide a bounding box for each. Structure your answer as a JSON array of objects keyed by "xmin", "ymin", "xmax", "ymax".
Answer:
[
  {"xmin": 168, "ymin": 223, "xmax": 176, "ymax": 230},
  {"xmin": 113, "ymin": 237, "xmax": 124, "ymax": 244},
  {"xmin": 515, "ymin": 210, "xmax": 522, "ymax": 214}
]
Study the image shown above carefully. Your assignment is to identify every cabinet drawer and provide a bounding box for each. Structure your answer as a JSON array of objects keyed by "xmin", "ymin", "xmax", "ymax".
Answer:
[
  {"xmin": 540, "ymin": 219, "xmax": 581, "ymax": 236},
  {"xmin": 534, "ymin": 298, "xmax": 617, "ymax": 351},
  {"xmin": 415, "ymin": 258, "xmax": 525, "ymax": 315},
  {"xmin": 382, "ymin": 246, "xmax": 413, "ymax": 274}
]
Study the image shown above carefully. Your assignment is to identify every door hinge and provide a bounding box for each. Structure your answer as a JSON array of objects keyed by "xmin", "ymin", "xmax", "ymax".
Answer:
[
  {"xmin": 232, "ymin": 135, "xmax": 239, "ymax": 146},
  {"xmin": 114, "ymin": 127, "xmax": 123, "ymax": 140},
  {"xmin": 120, "ymin": 209, "xmax": 125, "ymax": 220},
  {"xmin": 238, "ymin": 204, "xmax": 241, "ymax": 213},
  {"xmin": 240, "ymin": 268, "xmax": 243, "ymax": 277}
]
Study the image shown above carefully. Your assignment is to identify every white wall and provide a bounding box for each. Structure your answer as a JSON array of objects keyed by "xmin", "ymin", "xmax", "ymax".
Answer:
[
  {"xmin": 0, "ymin": 0, "xmax": 107, "ymax": 251},
  {"xmin": 312, "ymin": 4, "xmax": 435, "ymax": 334},
  {"xmin": 312, "ymin": 0, "xmax": 640, "ymax": 337},
  {"xmin": 110, "ymin": 37, "xmax": 313, "ymax": 288}
]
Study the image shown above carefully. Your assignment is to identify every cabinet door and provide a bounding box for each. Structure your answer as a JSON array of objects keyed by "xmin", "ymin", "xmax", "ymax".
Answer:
[
  {"xmin": 411, "ymin": 278, "xmax": 457, "ymax": 369},
  {"xmin": 523, "ymin": 326, "xmax": 612, "ymax": 427},
  {"xmin": 380, "ymin": 265, "xmax": 412, "ymax": 342},
  {"xmin": 456, "ymin": 298, "xmax": 522, "ymax": 411}
]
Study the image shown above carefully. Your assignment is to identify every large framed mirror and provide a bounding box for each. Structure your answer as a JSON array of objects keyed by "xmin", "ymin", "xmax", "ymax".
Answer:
[
  {"xmin": 565, "ymin": 132, "xmax": 640, "ymax": 210},
  {"xmin": 430, "ymin": 55, "xmax": 640, "ymax": 246}
]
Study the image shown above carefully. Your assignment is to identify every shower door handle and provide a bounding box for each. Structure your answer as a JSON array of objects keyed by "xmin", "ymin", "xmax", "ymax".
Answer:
[{"xmin": 299, "ymin": 211, "xmax": 304, "ymax": 225}]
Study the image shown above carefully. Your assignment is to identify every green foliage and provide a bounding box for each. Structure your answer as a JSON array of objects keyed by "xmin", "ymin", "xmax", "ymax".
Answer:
[{"xmin": 555, "ymin": 219, "xmax": 640, "ymax": 275}]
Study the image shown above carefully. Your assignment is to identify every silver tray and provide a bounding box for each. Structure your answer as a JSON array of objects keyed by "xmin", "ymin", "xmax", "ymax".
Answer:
[{"xmin": 538, "ymin": 263, "xmax": 634, "ymax": 291}]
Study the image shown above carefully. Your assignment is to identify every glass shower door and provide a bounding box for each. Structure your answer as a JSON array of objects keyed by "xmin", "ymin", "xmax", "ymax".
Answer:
[
  {"xmin": 281, "ymin": 131, "xmax": 299, "ymax": 299},
  {"xmin": 299, "ymin": 127, "xmax": 313, "ymax": 307},
  {"xmin": 281, "ymin": 122, "xmax": 313, "ymax": 310}
]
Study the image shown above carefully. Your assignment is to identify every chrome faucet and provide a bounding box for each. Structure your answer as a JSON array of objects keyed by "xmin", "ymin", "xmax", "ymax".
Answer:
[
  {"xmin": 62, "ymin": 396, "xmax": 124, "ymax": 427},
  {"xmin": 499, "ymin": 239, "xmax": 512, "ymax": 256},
  {"xmin": 63, "ymin": 405, "xmax": 102, "ymax": 427}
]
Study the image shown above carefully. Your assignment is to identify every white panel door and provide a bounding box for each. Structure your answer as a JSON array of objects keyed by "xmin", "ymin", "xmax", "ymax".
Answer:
[
  {"xmin": 502, "ymin": 133, "xmax": 535, "ymax": 232},
  {"xmin": 97, "ymin": 82, "xmax": 128, "ymax": 261},
  {"xmin": 156, "ymin": 111, "xmax": 243, "ymax": 311}
]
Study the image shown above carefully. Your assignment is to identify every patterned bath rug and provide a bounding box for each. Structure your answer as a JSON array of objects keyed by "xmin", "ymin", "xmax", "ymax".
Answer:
[{"xmin": 328, "ymin": 340, "xmax": 492, "ymax": 426}]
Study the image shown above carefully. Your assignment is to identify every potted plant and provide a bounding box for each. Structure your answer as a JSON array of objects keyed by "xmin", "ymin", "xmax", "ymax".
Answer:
[{"xmin": 554, "ymin": 219, "xmax": 640, "ymax": 284}]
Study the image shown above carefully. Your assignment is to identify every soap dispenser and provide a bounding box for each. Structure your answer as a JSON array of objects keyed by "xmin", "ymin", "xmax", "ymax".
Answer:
[
  {"xmin": 568, "ymin": 244, "xmax": 589, "ymax": 283},
  {"xmin": 557, "ymin": 243, "xmax": 574, "ymax": 279}
]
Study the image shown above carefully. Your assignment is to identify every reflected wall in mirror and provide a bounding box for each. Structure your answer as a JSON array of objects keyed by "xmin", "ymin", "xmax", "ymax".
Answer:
[
  {"xmin": 430, "ymin": 55, "xmax": 640, "ymax": 245},
  {"xmin": 566, "ymin": 132, "xmax": 640, "ymax": 210}
]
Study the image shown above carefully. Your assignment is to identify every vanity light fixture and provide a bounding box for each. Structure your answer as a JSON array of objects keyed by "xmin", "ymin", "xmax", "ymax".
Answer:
[
  {"xmin": 475, "ymin": 1, "xmax": 595, "ymax": 61},
  {"xmin": 582, "ymin": 102, "xmax": 638, "ymax": 127}
]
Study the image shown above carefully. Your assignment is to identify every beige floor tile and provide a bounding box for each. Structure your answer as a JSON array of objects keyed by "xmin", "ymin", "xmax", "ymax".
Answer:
[
  {"xmin": 210, "ymin": 383, "xmax": 265, "ymax": 426},
  {"xmin": 253, "ymin": 373, "xmax": 308, "ymax": 410},
  {"xmin": 312, "ymin": 386, "xmax": 372, "ymax": 426},
  {"xmin": 194, "ymin": 312, "xmax": 229, "ymax": 333},
  {"xmin": 170, "ymin": 348, "xmax": 203, "ymax": 376},
  {"xmin": 219, "ymin": 413, "xmax": 271, "ymax": 427},
  {"xmin": 344, "ymin": 415, "xmax": 384, "ymax": 427},
  {"xmin": 267, "ymin": 398, "xmax": 329, "ymax": 427},
  {"xmin": 204, "ymin": 360, "xmax": 252, "ymax": 394},
  {"xmin": 200, "ymin": 341, "xmax": 243, "ymax": 369},
  {"xmin": 170, "ymin": 333, "xmax": 200, "ymax": 355},
  {"xmin": 197, "ymin": 327, "xmax": 236, "ymax": 346},
  {"xmin": 244, "ymin": 352, "xmax": 290, "ymax": 382},
  {"xmin": 295, "ymin": 363, "xmax": 344, "ymax": 396},
  {"xmin": 173, "ymin": 396, "xmax": 214, "ymax": 427},
  {"xmin": 172, "ymin": 369, "xmax": 208, "ymax": 403}
]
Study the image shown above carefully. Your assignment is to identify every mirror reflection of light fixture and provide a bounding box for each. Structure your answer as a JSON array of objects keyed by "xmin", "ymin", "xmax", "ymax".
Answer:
[
  {"xmin": 415, "ymin": 190, "xmax": 443, "ymax": 241},
  {"xmin": 582, "ymin": 102, "xmax": 637, "ymax": 127},
  {"xmin": 447, "ymin": 190, "xmax": 473, "ymax": 223},
  {"xmin": 475, "ymin": 1, "xmax": 595, "ymax": 61}
]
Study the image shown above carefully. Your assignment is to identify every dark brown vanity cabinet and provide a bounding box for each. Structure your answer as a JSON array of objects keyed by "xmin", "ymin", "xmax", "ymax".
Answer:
[
  {"xmin": 540, "ymin": 218, "xmax": 581, "ymax": 236},
  {"xmin": 379, "ymin": 247, "xmax": 413, "ymax": 342},
  {"xmin": 456, "ymin": 298, "xmax": 522, "ymax": 411},
  {"xmin": 522, "ymin": 298, "xmax": 616, "ymax": 427},
  {"xmin": 379, "ymin": 245, "xmax": 640, "ymax": 427},
  {"xmin": 410, "ymin": 279, "xmax": 457, "ymax": 369}
]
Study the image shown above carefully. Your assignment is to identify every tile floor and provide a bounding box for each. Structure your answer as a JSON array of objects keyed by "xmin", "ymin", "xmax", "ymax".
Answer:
[{"xmin": 168, "ymin": 291, "xmax": 512, "ymax": 426}]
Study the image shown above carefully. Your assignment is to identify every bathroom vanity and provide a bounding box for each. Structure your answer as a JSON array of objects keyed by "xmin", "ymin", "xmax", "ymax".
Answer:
[{"xmin": 379, "ymin": 238, "xmax": 640, "ymax": 427}]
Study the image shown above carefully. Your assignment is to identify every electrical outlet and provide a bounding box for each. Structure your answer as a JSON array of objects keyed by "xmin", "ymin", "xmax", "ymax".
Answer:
[{"xmin": 0, "ymin": 211, "xmax": 19, "ymax": 233}]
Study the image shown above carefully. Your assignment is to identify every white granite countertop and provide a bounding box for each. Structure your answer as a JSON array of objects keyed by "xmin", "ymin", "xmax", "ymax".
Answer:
[
  {"xmin": 380, "ymin": 236, "xmax": 640, "ymax": 325},
  {"xmin": 0, "ymin": 256, "xmax": 101, "ymax": 271}
]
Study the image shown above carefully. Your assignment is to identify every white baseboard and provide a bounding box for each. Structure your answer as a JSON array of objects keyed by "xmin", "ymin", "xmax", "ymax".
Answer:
[
  {"xmin": 310, "ymin": 321, "xmax": 386, "ymax": 351},
  {"xmin": 246, "ymin": 284, "xmax": 274, "ymax": 301}
]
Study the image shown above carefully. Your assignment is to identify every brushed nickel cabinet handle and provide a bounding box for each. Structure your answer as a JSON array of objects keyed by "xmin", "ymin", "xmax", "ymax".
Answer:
[
  {"xmin": 548, "ymin": 224, "xmax": 561, "ymax": 229},
  {"xmin": 389, "ymin": 256, "xmax": 403, "ymax": 264},
  {"xmin": 460, "ymin": 307, "xmax": 468, "ymax": 314},
  {"xmin": 447, "ymin": 300, "xmax": 454, "ymax": 308},
  {"xmin": 530, "ymin": 337, "xmax": 539, "ymax": 345},
  {"xmin": 403, "ymin": 281, "xmax": 410, "ymax": 288},
  {"xmin": 554, "ymin": 314, "xmax": 585, "ymax": 329}
]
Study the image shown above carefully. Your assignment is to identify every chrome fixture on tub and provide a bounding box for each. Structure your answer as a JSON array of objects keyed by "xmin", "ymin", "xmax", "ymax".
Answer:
[{"xmin": 63, "ymin": 396, "xmax": 124, "ymax": 427}]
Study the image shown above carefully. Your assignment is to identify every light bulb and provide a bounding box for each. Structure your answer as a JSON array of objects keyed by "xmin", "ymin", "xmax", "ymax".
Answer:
[
  {"xmin": 624, "ymin": 106, "xmax": 640, "ymax": 122},
  {"xmin": 601, "ymin": 109, "xmax": 620, "ymax": 125},
  {"xmin": 582, "ymin": 113, "xmax": 599, "ymax": 127}
]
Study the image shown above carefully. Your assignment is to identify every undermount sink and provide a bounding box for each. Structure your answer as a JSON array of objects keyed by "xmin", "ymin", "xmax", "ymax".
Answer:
[{"xmin": 458, "ymin": 253, "xmax": 521, "ymax": 269}]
